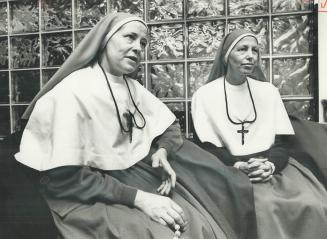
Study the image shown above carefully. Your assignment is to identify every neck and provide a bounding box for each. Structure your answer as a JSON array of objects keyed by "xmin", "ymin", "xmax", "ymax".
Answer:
[
  {"xmin": 226, "ymin": 69, "xmax": 247, "ymax": 85},
  {"xmin": 98, "ymin": 54, "xmax": 122, "ymax": 77}
]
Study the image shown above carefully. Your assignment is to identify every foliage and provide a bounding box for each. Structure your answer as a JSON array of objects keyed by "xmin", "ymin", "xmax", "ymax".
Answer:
[
  {"xmin": 0, "ymin": 38, "xmax": 8, "ymax": 69},
  {"xmin": 10, "ymin": 0, "xmax": 39, "ymax": 33},
  {"xmin": 76, "ymin": 0, "xmax": 106, "ymax": 28},
  {"xmin": 284, "ymin": 101, "xmax": 313, "ymax": 121},
  {"xmin": 0, "ymin": 106, "xmax": 10, "ymax": 135},
  {"xmin": 0, "ymin": 72, "xmax": 9, "ymax": 103},
  {"xmin": 229, "ymin": 18, "xmax": 268, "ymax": 53},
  {"xmin": 149, "ymin": 0, "xmax": 183, "ymax": 20},
  {"xmin": 43, "ymin": 33, "xmax": 72, "ymax": 67},
  {"xmin": 42, "ymin": 69, "xmax": 58, "ymax": 86},
  {"xmin": 188, "ymin": 62, "xmax": 212, "ymax": 96},
  {"xmin": 12, "ymin": 105, "xmax": 28, "ymax": 132},
  {"xmin": 11, "ymin": 70, "xmax": 40, "ymax": 103},
  {"xmin": 188, "ymin": 21, "xmax": 224, "ymax": 58},
  {"xmin": 150, "ymin": 24, "xmax": 184, "ymax": 60},
  {"xmin": 109, "ymin": 0, "xmax": 143, "ymax": 18},
  {"xmin": 229, "ymin": 0, "xmax": 268, "ymax": 15},
  {"xmin": 272, "ymin": 0, "xmax": 312, "ymax": 12},
  {"xmin": 75, "ymin": 30, "xmax": 89, "ymax": 47},
  {"xmin": 42, "ymin": 0, "xmax": 72, "ymax": 30},
  {"xmin": 187, "ymin": 0, "xmax": 224, "ymax": 18},
  {"xmin": 273, "ymin": 15, "xmax": 311, "ymax": 54},
  {"xmin": 165, "ymin": 102, "xmax": 185, "ymax": 132},
  {"xmin": 0, "ymin": 3, "xmax": 7, "ymax": 34},
  {"xmin": 150, "ymin": 64, "xmax": 184, "ymax": 98},
  {"xmin": 273, "ymin": 58, "xmax": 311, "ymax": 96},
  {"xmin": 11, "ymin": 35, "xmax": 40, "ymax": 68}
]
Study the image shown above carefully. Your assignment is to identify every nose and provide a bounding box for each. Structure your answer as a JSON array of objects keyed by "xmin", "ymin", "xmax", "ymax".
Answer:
[
  {"xmin": 132, "ymin": 41, "xmax": 142, "ymax": 54},
  {"xmin": 246, "ymin": 49, "xmax": 254, "ymax": 59}
]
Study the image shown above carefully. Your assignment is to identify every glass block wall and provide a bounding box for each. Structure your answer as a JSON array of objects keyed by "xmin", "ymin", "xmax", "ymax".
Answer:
[{"xmin": 0, "ymin": 0, "xmax": 317, "ymax": 138}]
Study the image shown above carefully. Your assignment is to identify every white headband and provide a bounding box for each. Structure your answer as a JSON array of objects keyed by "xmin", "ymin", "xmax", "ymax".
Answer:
[
  {"xmin": 224, "ymin": 33, "xmax": 258, "ymax": 63},
  {"xmin": 100, "ymin": 17, "xmax": 148, "ymax": 50}
]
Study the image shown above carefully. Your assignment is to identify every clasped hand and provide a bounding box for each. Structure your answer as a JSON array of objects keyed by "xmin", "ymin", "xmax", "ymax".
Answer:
[
  {"xmin": 235, "ymin": 158, "xmax": 274, "ymax": 183},
  {"xmin": 151, "ymin": 147, "xmax": 176, "ymax": 195}
]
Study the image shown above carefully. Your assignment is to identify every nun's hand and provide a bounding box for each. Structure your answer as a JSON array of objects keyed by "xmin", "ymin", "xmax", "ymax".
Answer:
[
  {"xmin": 151, "ymin": 148, "xmax": 176, "ymax": 195},
  {"xmin": 247, "ymin": 158, "xmax": 274, "ymax": 183},
  {"xmin": 134, "ymin": 190, "xmax": 188, "ymax": 231}
]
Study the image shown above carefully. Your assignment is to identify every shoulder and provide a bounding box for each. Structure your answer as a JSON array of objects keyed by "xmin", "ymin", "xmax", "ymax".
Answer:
[
  {"xmin": 248, "ymin": 78, "xmax": 279, "ymax": 96},
  {"xmin": 193, "ymin": 77, "xmax": 223, "ymax": 99}
]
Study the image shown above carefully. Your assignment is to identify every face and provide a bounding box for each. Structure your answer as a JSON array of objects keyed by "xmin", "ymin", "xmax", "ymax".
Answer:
[
  {"xmin": 227, "ymin": 36, "xmax": 259, "ymax": 76},
  {"xmin": 102, "ymin": 21, "xmax": 148, "ymax": 76}
]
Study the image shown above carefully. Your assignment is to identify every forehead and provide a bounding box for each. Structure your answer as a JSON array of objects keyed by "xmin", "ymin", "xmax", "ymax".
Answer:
[
  {"xmin": 117, "ymin": 21, "xmax": 148, "ymax": 38},
  {"xmin": 234, "ymin": 36, "xmax": 258, "ymax": 48}
]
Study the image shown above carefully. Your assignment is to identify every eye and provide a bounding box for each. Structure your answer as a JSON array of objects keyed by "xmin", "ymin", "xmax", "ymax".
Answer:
[
  {"xmin": 125, "ymin": 34, "xmax": 135, "ymax": 41},
  {"xmin": 140, "ymin": 39, "xmax": 148, "ymax": 48}
]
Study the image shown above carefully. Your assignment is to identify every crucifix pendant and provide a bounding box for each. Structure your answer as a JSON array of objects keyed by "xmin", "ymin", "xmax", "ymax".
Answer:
[
  {"xmin": 237, "ymin": 123, "xmax": 249, "ymax": 145},
  {"xmin": 123, "ymin": 111, "xmax": 134, "ymax": 143}
]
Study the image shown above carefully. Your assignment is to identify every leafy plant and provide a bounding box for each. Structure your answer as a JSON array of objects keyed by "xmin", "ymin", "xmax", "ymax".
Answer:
[
  {"xmin": 0, "ymin": 3, "xmax": 8, "ymax": 34},
  {"xmin": 188, "ymin": 62, "xmax": 212, "ymax": 96},
  {"xmin": 10, "ymin": 0, "xmax": 39, "ymax": 33},
  {"xmin": 150, "ymin": 64, "xmax": 184, "ymax": 98},
  {"xmin": 150, "ymin": 24, "xmax": 184, "ymax": 60},
  {"xmin": 0, "ymin": 38, "xmax": 8, "ymax": 69},
  {"xmin": 187, "ymin": 0, "xmax": 224, "ymax": 18},
  {"xmin": 42, "ymin": 0, "xmax": 72, "ymax": 30},
  {"xmin": 43, "ymin": 33, "xmax": 72, "ymax": 67},
  {"xmin": 109, "ymin": 0, "xmax": 143, "ymax": 18},
  {"xmin": 188, "ymin": 21, "xmax": 224, "ymax": 58},
  {"xmin": 229, "ymin": 0, "xmax": 268, "ymax": 15},
  {"xmin": 284, "ymin": 100, "xmax": 313, "ymax": 121},
  {"xmin": 76, "ymin": 0, "xmax": 107, "ymax": 28},
  {"xmin": 272, "ymin": 0, "xmax": 312, "ymax": 12},
  {"xmin": 149, "ymin": 0, "xmax": 183, "ymax": 20},
  {"xmin": 11, "ymin": 70, "xmax": 40, "ymax": 103},
  {"xmin": 11, "ymin": 35, "xmax": 40, "ymax": 68}
]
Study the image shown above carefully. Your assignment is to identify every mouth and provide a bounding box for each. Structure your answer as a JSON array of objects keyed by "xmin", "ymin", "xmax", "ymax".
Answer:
[{"xmin": 125, "ymin": 56, "xmax": 139, "ymax": 63}]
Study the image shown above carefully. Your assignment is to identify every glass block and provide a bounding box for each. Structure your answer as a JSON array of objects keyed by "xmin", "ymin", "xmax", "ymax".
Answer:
[
  {"xmin": 283, "ymin": 100, "xmax": 314, "ymax": 121},
  {"xmin": 75, "ymin": 0, "xmax": 107, "ymax": 28},
  {"xmin": 272, "ymin": 0, "xmax": 313, "ymax": 12},
  {"xmin": 188, "ymin": 21, "xmax": 225, "ymax": 58},
  {"xmin": 0, "ymin": 2, "xmax": 8, "ymax": 34},
  {"xmin": 229, "ymin": 0, "xmax": 268, "ymax": 15},
  {"xmin": 273, "ymin": 15, "xmax": 312, "ymax": 54},
  {"xmin": 188, "ymin": 102, "xmax": 195, "ymax": 138},
  {"xmin": 188, "ymin": 61, "xmax": 213, "ymax": 97},
  {"xmin": 165, "ymin": 102, "xmax": 186, "ymax": 133},
  {"xmin": 228, "ymin": 18, "xmax": 269, "ymax": 54},
  {"xmin": 42, "ymin": 68, "xmax": 58, "ymax": 86},
  {"xmin": 150, "ymin": 64, "xmax": 184, "ymax": 98},
  {"xmin": 0, "ymin": 37, "xmax": 8, "ymax": 69},
  {"xmin": 75, "ymin": 30, "xmax": 90, "ymax": 48},
  {"xmin": 42, "ymin": 0, "xmax": 72, "ymax": 30},
  {"xmin": 273, "ymin": 58, "xmax": 312, "ymax": 96},
  {"xmin": 108, "ymin": 0, "xmax": 144, "ymax": 19},
  {"xmin": 149, "ymin": 24, "xmax": 184, "ymax": 60},
  {"xmin": 11, "ymin": 35, "xmax": 40, "ymax": 69},
  {"xmin": 187, "ymin": 0, "xmax": 224, "ymax": 18},
  {"xmin": 42, "ymin": 32, "xmax": 73, "ymax": 67},
  {"xmin": 0, "ymin": 71, "xmax": 9, "ymax": 103},
  {"xmin": 11, "ymin": 105, "xmax": 28, "ymax": 132},
  {"xmin": 11, "ymin": 70, "xmax": 40, "ymax": 103},
  {"xmin": 10, "ymin": 0, "xmax": 39, "ymax": 34},
  {"xmin": 261, "ymin": 59, "xmax": 269, "ymax": 81},
  {"xmin": 0, "ymin": 106, "xmax": 10, "ymax": 136},
  {"xmin": 149, "ymin": 0, "xmax": 183, "ymax": 21}
]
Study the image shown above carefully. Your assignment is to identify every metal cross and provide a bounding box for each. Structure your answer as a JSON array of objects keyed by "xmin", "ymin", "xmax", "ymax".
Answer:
[{"xmin": 237, "ymin": 123, "xmax": 249, "ymax": 145}]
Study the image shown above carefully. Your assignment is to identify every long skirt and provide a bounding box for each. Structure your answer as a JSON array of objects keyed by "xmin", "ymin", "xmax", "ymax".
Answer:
[
  {"xmin": 254, "ymin": 158, "xmax": 327, "ymax": 239},
  {"xmin": 44, "ymin": 141, "xmax": 257, "ymax": 239}
]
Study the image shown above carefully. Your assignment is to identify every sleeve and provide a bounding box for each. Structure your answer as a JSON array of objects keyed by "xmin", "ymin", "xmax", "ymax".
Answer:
[
  {"xmin": 154, "ymin": 119, "xmax": 183, "ymax": 154},
  {"xmin": 40, "ymin": 166, "xmax": 137, "ymax": 207},
  {"xmin": 268, "ymin": 135, "xmax": 289, "ymax": 173},
  {"xmin": 273, "ymin": 87, "xmax": 294, "ymax": 135}
]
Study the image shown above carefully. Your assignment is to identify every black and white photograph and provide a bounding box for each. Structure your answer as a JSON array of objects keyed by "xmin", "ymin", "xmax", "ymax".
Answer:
[{"xmin": 0, "ymin": 0, "xmax": 327, "ymax": 238}]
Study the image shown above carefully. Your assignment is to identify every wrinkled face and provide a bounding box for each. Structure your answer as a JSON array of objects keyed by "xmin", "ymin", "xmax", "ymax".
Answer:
[
  {"xmin": 103, "ymin": 21, "xmax": 148, "ymax": 76},
  {"xmin": 227, "ymin": 36, "xmax": 259, "ymax": 75}
]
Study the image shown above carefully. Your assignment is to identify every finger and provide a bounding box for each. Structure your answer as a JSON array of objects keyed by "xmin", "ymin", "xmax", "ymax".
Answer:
[
  {"xmin": 161, "ymin": 213, "xmax": 175, "ymax": 226},
  {"xmin": 249, "ymin": 177, "xmax": 263, "ymax": 183},
  {"xmin": 167, "ymin": 209, "xmax": 184, "ymax": 226},
  {"xmin": 248, "ymin": 169, "xmax": 264, "ymax": 177},
  {"xmin": 157, "ymin": 181, "xmax": 166, "ymax": 193},
  {"xmin": 260, "ymin": 171, "xmax": 271, "ymax": 179},
  {"xmin": 171, "ymin": 202, "xmax": 186, "ymax": 223},
  {"xmin": 248, "ymin": 158, "xmax": 267, "ymax": 164},
  {"xmin": 157, "ymin": 218, "xmax": 168, "ymax": 227},
  {"xmin": 161, "ymin": 160, "xmax": 176, "ymax": 188},
  {"xmin": 152, "ymin": 156, "xmax": 160, "ymax": 168},
  {"xmin": 261, "ymin": 175, "xmax": 273, "ymax": 182},
  {"xmin": 159, "ymin": 180, "xmax": 169, "ymax": 195},
  {"xmin": 164, "ymin": 179, "xmax": 172, "ymax": 195}
]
